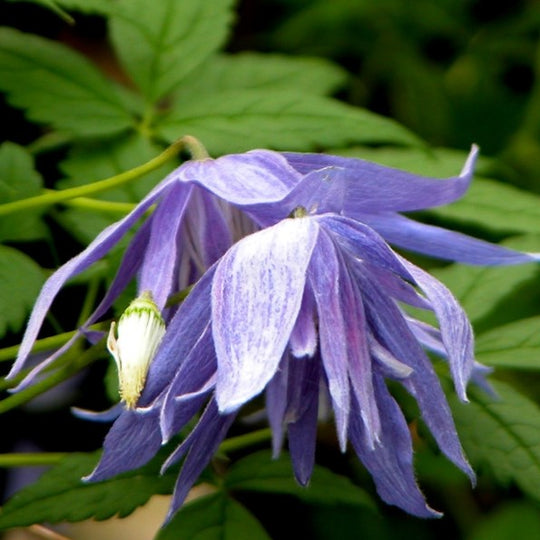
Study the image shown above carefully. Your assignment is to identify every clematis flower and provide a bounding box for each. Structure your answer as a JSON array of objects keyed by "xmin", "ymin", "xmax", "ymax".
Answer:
[
  {"xmin": 10, "ymin": 141, "xmax": 540, "ymax": 522},
  {"xmin": 7, "ymin": 150, "xmax": 303, "ymax": 392},
  {"xmin": 73, "ymin": 146, "xmax": 540, "ymax": 522}
]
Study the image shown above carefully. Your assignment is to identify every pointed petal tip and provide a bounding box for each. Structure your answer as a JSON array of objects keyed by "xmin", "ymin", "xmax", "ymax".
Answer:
[{"xmin": 461, "ymin": 144, "xmax": 480, "ymax": 177}]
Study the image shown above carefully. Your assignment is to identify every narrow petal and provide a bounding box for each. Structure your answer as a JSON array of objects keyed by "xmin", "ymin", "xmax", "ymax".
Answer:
[
  {"xmin": 286, "ymin": 355, "xmax": 320, "ymax": 486},
  {"xmin": 368, "ymin": 336, "xmax": 414, "ymax": 379},
  {"xmin": 402, "ymin": 258, "xmax": 474, "ymax": 401},
  {"xmin": 159, "ymin": 324, "xmax": 217, "ymax": 442},
  {"xmin": 139, "ymin": 183, "xmax": 192, "ymax": 309},
  {"xmin": 308, "ymin": 229, "xmax": 350, "ymax": 450},
  {"xmin": 139, "ymin": 267, "xmax": 216, "ymax": 405},
  {"xmin": 9, "ymin": 179, "xmax": 173, "ymax": 379},
  {"xmin": 10, "ymin": 218, "xmax": 153, "ymax": 390},
  {"xmin": 349, "ymin": 375, "xmax": 441, "ymax": 518},
  {"xmin": 71, "ymin": 403, "xmax": 123, "ymax": 422},
  {"xmin": 282, "ymin": 144, "xmax": 478, "ymax": 212},
  {"xmin": 163, "ymin": 400, "xmax": 236, "ymax": 523},
  {"xmin": 361, "ymin": 212, "xmax": 540, "ymax": 265},
  {"xmin": 266, "ymin": 356, "xmax": 289, "ymax": 457},
  {"xmin": 339, "ymin": 259, "xmax": 381, "ymax": 448},
  {"xmin": 85, "ymin": 407, "xmax": 162, "ymax": 482},
  {"xmin": 182, "ymin": 187, "xmax": 234, "ymax": 271},
  {"xmin": 355, "ymin": 266, "xmax": 474, "ymax": 481},
  {"xmin": 289, "ymin": 288, "xmax": 318, "ymax": 358},
  {"xmin": 176, "ymin": 150, "xmax": 301, "ymax": 205},
  {"xmin": 212, "ymin": 218, "xmax": 319, "ymax": 413},
  {"xmin": 319, "ymin": 215, "xmax": 414, "ymax": 281}
]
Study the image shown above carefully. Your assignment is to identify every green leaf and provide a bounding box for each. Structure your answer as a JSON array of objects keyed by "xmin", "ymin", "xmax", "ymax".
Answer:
[
  {"xmin": 157, "ymin": 492, "xmax": 271, "ymax": 540},
  {"xmin": 110, "ymin": 0, "xmax": 235, "ymax": 102},
  {"xmin": 429, "ymin": 236, "xmax": 540, "ymax": 330},
  {"xmin": 475, "ymin": 316, "xmax": 540, "ymax": 370},
  {"xmin": 0, "ymin": 142, "xmax": 45, "ymax": 242},
  {"xmin": 469, "ymin": 502, "xmax": 540, "ymax": 540},
  {"xmin": 225, "ymin": 450, "xmax": 374, "ymax": 509},
  {"xmin": 0, "ymin": 27, "xmax": 140, "ymax": 136},
  {"xmin": 0, "ymin": 450, "xmax": 176, "ymax": 530},
  {"xmin": 450, "ymin": 381, "xmax": 540, "ymax": 503},
  {"xmin": 0, "ymin": 245, "xmax": 45, "ymax": 336},
  {"xmin": 157, "ymin": 90, "xmax": 421, "ymax": 154},
  {"xmin": 432, "ymin": 178, "xmax": 540, "ymax": 236},
  {"xmin": 175, "ymin": 52, "xmax": 348, "ymax": 98}
]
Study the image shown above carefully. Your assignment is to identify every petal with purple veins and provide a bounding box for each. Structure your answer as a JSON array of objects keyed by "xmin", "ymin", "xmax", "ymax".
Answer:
[
  {"xmin": 308, "ymin": 229, "xmax": 350, "ymax": 450},
  {"xmin": 361, "ymin": 212, "xmax": 540, "ymax": 265},
  {"xmin": 282, "ymin": 145, "xmax": 478, "ymax": 212},
  {"xmin": 212, "ymin": 218, "xmax": 319, "ymax": 413}
]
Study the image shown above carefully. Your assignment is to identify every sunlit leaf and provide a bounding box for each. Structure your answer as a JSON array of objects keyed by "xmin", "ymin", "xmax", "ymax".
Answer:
[
  {"xmin": 475, "ymin": 316, "xmax": 540, "ymax": 370},
  {"xmin": 0, "ymin": 245, "xmax": 45, "ymax": 337},
  {"xmin": 451, "ymin": 381, "xmax": 540, "ymax": 503},
  {"xmin": 0, "ymin": 142, "xmax": 45, "ymax": 242},
  {"xmin": 109, "ymin": 0, "xmax": 235, "ymax": 102},
  {"xmin": 157, "ymin": 90, "xmax": 421, "ymax": 154},
  {"xmin": 0, "ymin": 27, "xmax": 140, "ymax": 136},
  {"xmin": 175, "ymin": 52, "xmax": 348, "ymax": 99},
  {"xmin": 0, "ymin": 451, "xmax": 176, "ymax": 530}
]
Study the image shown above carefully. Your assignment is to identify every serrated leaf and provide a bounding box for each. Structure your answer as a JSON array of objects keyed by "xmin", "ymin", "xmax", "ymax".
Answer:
[
  {"xmin": 430, "ymin": 236, "xmax": 540, "ymax": 329},
  {"xmin": 0, "ymin": 450, "xmax": 176, "ymax": 530},
  {"xmin": 110, "ymin": 0, "xmax": 235, "ymax": 102},
  {"xmin": 450, "ymin": 381, "xmax": 540, "ymax": 503},
  {"xmin": 0, "ymin": 142, "xmax": 45, "ymax": 242},
  {"xmin": 0, "ymin": 27, "xmax": 140, "ymax": 136},
  {"xmin": 475, "ymin": 316, "xmax": 540, "ymax": 370},
  {"xmin": 0, "ymin": 245, "xmax": 45, "ymax": 336},
  {"xmin": 225, "ymin": 450, "xmax": 374, "ymax": 509},
  {"xmin": 157, "ymin": 90, "xmax": 421, "ymax": 154},
  {"xmin": 157, "ymin": 492, "xmax": 271, "ymax": 540},
  {"xmin": 174, "ymin": 52, "xmax": 348, "ymax": 99}
]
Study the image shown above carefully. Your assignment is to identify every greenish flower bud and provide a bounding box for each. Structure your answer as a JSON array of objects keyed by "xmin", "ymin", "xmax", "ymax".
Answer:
[{"xmin": 107, "ymin": 291, "xmax": 166, "ymax": 409}]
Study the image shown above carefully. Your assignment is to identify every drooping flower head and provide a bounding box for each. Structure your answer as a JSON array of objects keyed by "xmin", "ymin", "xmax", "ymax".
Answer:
[{"xmin": 46, "ymin": 144, "xmax": 537, "ymax": 523}]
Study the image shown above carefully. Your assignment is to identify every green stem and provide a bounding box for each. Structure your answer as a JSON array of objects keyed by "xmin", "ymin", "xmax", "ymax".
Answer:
[
  {"xmin": 0, "ymin": 345, "xmax": 104, "ymax": 414},
  {"xmin": 0, "ymin": 453, "xmax": 68, "ymax": 467},
  {"xmin": 219, "ymin": 428, "xmax": 273, "ymax": 454},
  {"xmin": 0, "ymin": 323, "xmax": 107, "ymax": 363},
  {"xmin": 54, "ymin": 195, "xmax": 137, "ymax": 215},
  {"xmin": 0, "ymin": 136, "xmax": 208, "ymax": 217}
]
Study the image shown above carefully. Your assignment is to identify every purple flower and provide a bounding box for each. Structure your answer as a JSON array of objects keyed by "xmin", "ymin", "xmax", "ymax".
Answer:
[
  {"xmin": 7, "ymin": 151, "xmax": 302, "ymax": 391},
  {"xmin": 67, "ymin": 147, "xmax": 539, "ymax": 522}
]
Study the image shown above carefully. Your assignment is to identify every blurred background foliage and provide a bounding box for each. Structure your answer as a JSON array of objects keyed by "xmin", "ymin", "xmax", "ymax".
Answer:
[{"xmin": 1, "ymin": 0, "xmax": 540, "ymax": 539}]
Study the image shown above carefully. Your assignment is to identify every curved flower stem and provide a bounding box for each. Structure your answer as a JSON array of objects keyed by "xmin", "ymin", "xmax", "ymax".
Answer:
[
  {"xmin": 219, "ymin": 428, "xmax": 273, "ymax": 454},
  {"xmin": 0, "ymin": 135, "xmax": 209, "ymax": 217}
]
